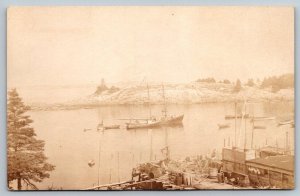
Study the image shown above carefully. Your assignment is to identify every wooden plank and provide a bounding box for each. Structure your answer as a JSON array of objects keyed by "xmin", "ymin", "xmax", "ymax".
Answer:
[{"xmin": 83, "ymin": 180, "xmax": 134, "ymax": 190}]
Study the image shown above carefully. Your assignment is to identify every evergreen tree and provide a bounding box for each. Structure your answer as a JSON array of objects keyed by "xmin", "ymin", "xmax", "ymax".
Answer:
[
  {"xmin": 260, "ymin": 73, "xmax": 294, "ymax": 90},
  {"xmin": 196, "ymin": 77, "xmax": 216, "ymax": 83},
  {"xmin": 94, "ymin": 78, "xmax": 109, "ymax": 95},
  {"xmin": 233, "ymin": 79, "xmax": 242, "ymax": 92},
  {"xmin": 246, "ymin": 78, "xmax": 255, "ymax": 87},
  {"xmin": 7, "ymin": 89, "xmax": 55, "ymax": 190},
  {"xmin": 223, "ymin": 79, "xmax": 231, "ymax": 84}
]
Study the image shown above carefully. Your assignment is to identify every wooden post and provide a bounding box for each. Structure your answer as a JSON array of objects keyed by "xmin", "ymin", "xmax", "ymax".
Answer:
[
  {"xmin": 281, "ymin": 173, "xmax": 284, "ymax": 188},
  {"xmin": 244, "ymin": 113, "xmax": 247, "ymax": 150},
  {"xmin": 268, "ymin": 169, "xmax": 271, "ymax": 187},
  {"xmin": 276, "ymin": 137, "xmax": 278, "ymax": 153},
  {"xmin": 132, "ymin": 152, "xmax": 135, "ymax": 168},
  {"xmin": 234, "ymin": 102, "xmax": 237, "ymax": 146},
  {"xmin": 109, "ymin": 153, "xmax": 113, "ymax": 184},
  {"xmin": 97, "ymin": 133, "xmax": 102, "ymax": 187},
  {"xmin": 117, "ymin": 152, "xmax": 120, "ymax": 183},
  {"xmin": 17, "ymin": 177, "xmax": 22, "ymax": 190},
  {"xmin": 285, "ymin": 131, "xmax": 289, "ymax": 154},
  {"xmin": 150, "ymin": 129, "xmax": 153, "ymax": 161},
  {"xmin": 147, "ymin": 84, "xmax": 152, "ymax": 118},
  {"xmin": 165, "ymin": 127, "xmax": 170, "ymax": 160},
  {"xmin": 251, "ymin": 117, "xmax": 254, "ymax": 149}
]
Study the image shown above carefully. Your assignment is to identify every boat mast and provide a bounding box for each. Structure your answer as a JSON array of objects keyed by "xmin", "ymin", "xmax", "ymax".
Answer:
[
  {"xmin": 165, "ymin": 127, "xmax": 170, "ymax": 161},
  {"xmin": 150, "ymin": 129, "xmax": 153, "ymax": 161},
  {"xmin": 117, "ymin": 151, "xmax": 120, "ymax": 183},
  {"xmin": 162, "ymin": 84, "xmax": 167, "ymax": 118},
  {"xmin": 243, "ymin": 104, "xmax": 247, "ymax": 150},
  {"xmin": 234, "ymin": 101, "xmax": 237, "ymax": 147},
  {"xmin": 109, "ymin": 154, "xmax": 113, "ymax": 184},
  {"xmin": 147, "ymin": 83, "xmax": 152, "ymax": 119},
  {"xmin": 237, "ymin": 99, "xmax": 246, "ymax": 149},
  {"xmin": 251, "ymin": 115, "xmax": 255, "ymax": 149},
  {"xmin": 97, "ymin": 132, "xmax": 102, "ymax": 188},
  {"xmin": 285, "ymin": 131, "xmax": 289, "ymax": 154},
  {"xmin": 250, "ymin": 103, "xmax": 256, "ymax": 149}
]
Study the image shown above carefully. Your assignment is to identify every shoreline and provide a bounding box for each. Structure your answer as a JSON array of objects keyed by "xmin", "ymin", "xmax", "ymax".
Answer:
[{"xmin": 28, "ymin": 99, "xmax": 294, "ymax": 111}]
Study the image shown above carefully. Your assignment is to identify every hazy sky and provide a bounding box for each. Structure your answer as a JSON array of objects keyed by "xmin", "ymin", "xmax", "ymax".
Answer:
[{"xmin": 8, "ymin": 6, "xmax": 294, "ymax": 87}]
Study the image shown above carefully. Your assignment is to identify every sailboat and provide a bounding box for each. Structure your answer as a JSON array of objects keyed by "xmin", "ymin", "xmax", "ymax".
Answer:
[
  {"xmin": 125, "ymin": 119, "xmax": 161, "ymax": 130},
  {"xmin": 124, "ymin": 84, "xmax": 184, "ymax": 130},
  {"xmin": 157, "ymin": 84, "xmax": 184, "ymax": 126}
]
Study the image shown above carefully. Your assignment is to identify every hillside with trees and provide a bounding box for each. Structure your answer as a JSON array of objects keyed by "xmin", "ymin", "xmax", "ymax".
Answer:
[
  {"xmin": 196, "ymin": 77, "xmax": 216, "ymax": 83},
  {"xmin": 19, "ymin": 75, "xmax": 294, "ymax": 110},
  {"xmin": 260, "ymin": 73, "xmax": 294, "ymax": 92}
]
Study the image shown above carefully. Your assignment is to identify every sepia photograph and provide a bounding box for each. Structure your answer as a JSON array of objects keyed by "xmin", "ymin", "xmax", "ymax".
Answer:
[{"xmin": 7, "ymin": 6, "xmax": 294, "ymax": 190}]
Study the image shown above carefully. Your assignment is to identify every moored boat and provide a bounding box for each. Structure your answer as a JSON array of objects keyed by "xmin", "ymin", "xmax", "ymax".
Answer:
[
  {"xmin": 158, "ymin": 115, "xmax": 184, "ymax": 126},
  {"xmin": 253, "ymin": 125, "xmax": 266, "ymax": 129},
  {"xmin": 103, "ymin": 125, "xmax": 120, "ymax": 130},
  {"xmin": 277, "ymin": 120, "xmax": 294, "ymax": 126},
  {"xmin": 126, "ymin": 120, "xmax": 160, "ymax": 130},
  {"xmin": 125, "ymin": 115, "xmax": 184, "ymax": 130},
  {"xmin": 218, "ymin": 123, "xmax": 230, "ymax": 129},
  {"xmin": 252, "ymin": 116, "xmax": 275, "ymax": 121},
  {"xmin": 123, "ymin": 84, "xmax": 184, "ymax": 130},
  {"xmin": 97, "ymin": 120, "xmax": 120, "ymax": 130},
  {"xmin": 225, "ymin": 114, "xmax": 249, "ymax": 120}
]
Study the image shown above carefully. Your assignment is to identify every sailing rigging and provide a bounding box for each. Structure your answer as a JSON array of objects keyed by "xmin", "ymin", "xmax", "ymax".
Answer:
[{"xmin": 123, "ymin": 83, "xmax": 184, "ymax": 130}]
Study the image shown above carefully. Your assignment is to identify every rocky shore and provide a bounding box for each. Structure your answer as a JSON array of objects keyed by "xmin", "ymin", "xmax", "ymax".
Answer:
[{"xmin": 28, "ymin": 82, "xmax": 294, "ymax": 111}]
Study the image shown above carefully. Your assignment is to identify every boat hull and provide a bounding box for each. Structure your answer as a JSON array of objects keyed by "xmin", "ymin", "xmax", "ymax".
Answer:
[
  {"xmin": 158, "ymin": 115, "xmax": 184, "ymax": 126},
  {"xmin": 126, "ymin": 115, "xmax": 184, "ymax": 130},
  {"xmin": 103, "ymin": 125, "xmax": 120, "ymax": 130},
  {"xmin": 218, "ymin": 123, "xmax": 230, "ymax": 129},
  {"xmin": 225, "ymin": 114, "xmax": 249, "ymax": 120},
  {"xmin": 126, "ymin": 122, "xmax": 161, "ymax": 130}
]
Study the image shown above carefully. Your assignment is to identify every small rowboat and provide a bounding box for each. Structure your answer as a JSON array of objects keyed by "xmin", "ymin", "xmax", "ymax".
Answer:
[
  {"xmin": 103, "ymin": 125, "xmax": 120, "ymax": 130},
  {"xmin": 252, "ymin": 117, "xmax": 276, "ymax": 121},
  {"xmin": 253, "ymin": 125, "xmax": 266, "ymax": 129},
  {"xmin": 126, "ymin": 121, "xmax": 160, "ymax": 130},
  {"xmin": 225, "ymin": 114, "xmax": 249, "ymax": 120},
  {"xmin": 277, "ymin": 120, "xmax": 294, "ymax": 126},
  {"xmin": 97, "ymin": 120, "xmax": 120, "ymax": 131},
  {"xmin": 218, "ymin": 123, "xmax": 230, "ymax": 129}
]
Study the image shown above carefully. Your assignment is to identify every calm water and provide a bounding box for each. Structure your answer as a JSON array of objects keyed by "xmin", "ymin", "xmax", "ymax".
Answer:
[{"xmin": 29, "ymin": 102, "xmax": 294, "ymax": 190}]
